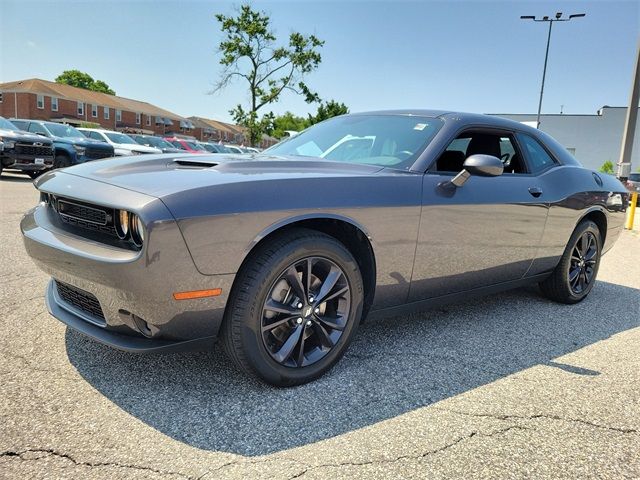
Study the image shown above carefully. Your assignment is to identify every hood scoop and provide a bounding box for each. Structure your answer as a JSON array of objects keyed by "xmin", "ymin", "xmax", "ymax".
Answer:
[{"xmin": 172, "ymin": 158, "xmax": 219, "ymax": 169}]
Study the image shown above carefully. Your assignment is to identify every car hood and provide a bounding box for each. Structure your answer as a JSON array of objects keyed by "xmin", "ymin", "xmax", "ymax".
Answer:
[
  {"xmin": 110, "ymin": 143, "xmax": 160, "ymax": 153},
  {"xmin": 0, "ymin": 128, "xmax": 53, "ymax": 145},
  {"xmin": 39, "ymin": 153, "xmax": 385, "ymax": 198}
]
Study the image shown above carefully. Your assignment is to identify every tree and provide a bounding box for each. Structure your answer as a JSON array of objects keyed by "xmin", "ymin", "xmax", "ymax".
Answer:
[
  {"xmin": 307, "ymin": 100, "xmax": 349, "ymax": 126},
  {"xmin": 270, "ymin": 111, "xmax": 307, "ymax": 139},
  {"xmin": 599, "ymin": 160, "xmax": 615, "ymax": 175},
  {"xmin": 212, "ymin": 5, "xmax": 324, "ymax": 146},
  {"xmin": 55, "ymin": 70, "xmax": 115, "ymax": 95}
]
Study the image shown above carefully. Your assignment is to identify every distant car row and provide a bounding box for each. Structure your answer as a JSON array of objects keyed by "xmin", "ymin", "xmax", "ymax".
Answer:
[{"xmin": 0, "ymin": 116, "xmax": 259, "ymax": 178}]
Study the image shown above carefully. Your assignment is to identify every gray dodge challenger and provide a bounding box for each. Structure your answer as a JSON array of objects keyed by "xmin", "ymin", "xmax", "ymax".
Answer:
[{"xmin": 21, "ymin": 111, "xmax": 629, "ymax": 386}]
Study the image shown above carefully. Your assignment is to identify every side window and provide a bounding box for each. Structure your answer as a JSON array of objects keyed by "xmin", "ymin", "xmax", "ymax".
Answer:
[
  {"xmin": 517, "ymin": 133, "xmax": 558, "ymax": 173},
  {"xmin": 28, "ymin": 123, "xmax": 48, "ymax": 136},
  {"xmin": 90, "ymin": 131, "xmax": 103, "ymax": 141},
  {"xmin": 435, "ymin": 131, "xmax": 526, "ymax": 174}
]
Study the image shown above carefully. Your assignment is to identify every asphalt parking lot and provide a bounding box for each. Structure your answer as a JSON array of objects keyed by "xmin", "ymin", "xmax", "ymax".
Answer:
[{"xmin": 1, "ymin": 172, "xmax": 638, "ymax": 479}]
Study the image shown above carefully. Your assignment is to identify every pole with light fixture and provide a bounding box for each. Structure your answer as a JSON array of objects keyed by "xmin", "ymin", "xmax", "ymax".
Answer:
[{"xmin": 520, "ymin": 12, "xmax": 585, "ymax": 128}]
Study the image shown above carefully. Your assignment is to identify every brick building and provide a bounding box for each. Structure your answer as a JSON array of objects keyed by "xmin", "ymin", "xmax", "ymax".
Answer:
[
  {"xmin": 0, "ymin": 78, "xmax": 194, "ymax": 136},
  {"xmin": 190, "ymin": 116, "xmax": 278, "ymax": 148}
]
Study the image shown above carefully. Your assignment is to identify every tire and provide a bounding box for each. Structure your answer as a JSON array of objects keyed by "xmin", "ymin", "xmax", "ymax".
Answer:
[
  {"xmin": 539, "ymin": 220, "xmax": 602, "ymax": 304},
  {"xmin": 221, "ymin": 228, "xmax": 364, "ymax": 386},
  {"xmin": 53, "ymin": 154, "xmax": 71, "ymax": 169}
]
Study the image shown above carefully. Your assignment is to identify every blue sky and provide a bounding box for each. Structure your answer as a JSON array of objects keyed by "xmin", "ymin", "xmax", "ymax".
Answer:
[{"xmin": 1, "ymin": 1, "xmax": 638, "ymax": 122}]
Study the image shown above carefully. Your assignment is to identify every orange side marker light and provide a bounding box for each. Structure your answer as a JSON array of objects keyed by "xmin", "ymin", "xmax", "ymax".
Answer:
[{"xmin": 173, "ymin": 288, "xmax": 222, "ymax": 300}]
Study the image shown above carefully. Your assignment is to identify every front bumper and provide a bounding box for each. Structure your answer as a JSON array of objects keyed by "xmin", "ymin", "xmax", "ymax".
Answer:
[
  {"xmin": 21, "ymin": 180, "xmax": 235, "ymax": 352},
  {"xmin": 1, "ymin": 152, "xmax": 54, "ymax": 171}
]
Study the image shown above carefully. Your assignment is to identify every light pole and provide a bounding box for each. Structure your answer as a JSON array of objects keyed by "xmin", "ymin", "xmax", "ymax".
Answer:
[{"xmin": 521, "ymin": 12, "xmax": 585, "ymax": 128}]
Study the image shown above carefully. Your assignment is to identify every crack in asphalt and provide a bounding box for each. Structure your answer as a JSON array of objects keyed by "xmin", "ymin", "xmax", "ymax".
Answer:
[
  {"xmin": 0, "ymin": 448, "xmax": 202, "ymax": 479},
  {"xmin": 284, "ymin": 425, "xmax": 529, "ymax": 479},
  {"xmin": 434, "ymin": 407, "xmax": 638, "ymax": 434}
]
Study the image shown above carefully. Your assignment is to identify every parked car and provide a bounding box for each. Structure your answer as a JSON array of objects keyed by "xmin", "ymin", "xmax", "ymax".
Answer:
[
  {"xmin": 224, "ymin": 145, "xmax": 244, "ymax": 154},
  {"xmin": 626, "ymin": 172, "xmax": 640, "ymax": 205},
  {"xmin": 11, "ymin": 120, "xmax": 114, "ymax": 169},
  {"xmin": 164, "ymin": 137, "xmax": 208, "ymax": 154},
  {"xmin": 199, "ymin": 142, "xmax": 231, "ymax": 154},
  {"xmin": 0, "ymin": 116, "xmax": 54, "ymax": 178},
  {"xmin": 78, "ymin": 128, "xmax": 161, "ymax": 156},
  {"xmin": 21, "ymin": 110, "xmax": 629, "ymax": 387},
  {"xmin": 129, "ymin": 134, "xmax": 183, "ymax": 154}
]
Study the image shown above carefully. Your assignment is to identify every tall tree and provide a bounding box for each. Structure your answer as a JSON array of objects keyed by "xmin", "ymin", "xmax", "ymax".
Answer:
[
  {"xmin": 212, "ymin": 5, "xmax": 323, "ymax": 146},
  {"xmin": 55, "ymin": 70, "xmax": 115, "ymax": 95},
  {"xmin": 307, "ymin": 100, "xmax": 349, "ymax": 126}
]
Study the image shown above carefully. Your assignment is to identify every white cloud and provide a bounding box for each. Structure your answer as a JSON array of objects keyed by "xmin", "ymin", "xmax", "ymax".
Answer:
[{"xmin": 27, "ymin": 41, "xmax": 36, "ymax": 48}]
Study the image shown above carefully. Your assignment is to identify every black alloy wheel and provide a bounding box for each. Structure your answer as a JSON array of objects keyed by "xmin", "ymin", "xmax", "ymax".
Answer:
[
  {"xmin": 221, "ymin": 228, "xmax": 364, "ymax": 386},
  {"xmin": 539, "ymin": 220, "xmax": 601, "ymax": 304},
  {"xmin": 568, "ymin": 231, "xmax": 598, "ymax": 295},
  {"xmin": 261, "ymin": 256, "xmax": 351, "ymax": 368}
]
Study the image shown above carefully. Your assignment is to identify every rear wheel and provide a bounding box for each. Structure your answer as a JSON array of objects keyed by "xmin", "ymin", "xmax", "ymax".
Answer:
[
  {"xmin": 539, "ymin": 220, "xmax": 601, "ymax": 304},
  {"xmin": 221, "ymin": 228, "xmax": 364, "ymax": 386}
]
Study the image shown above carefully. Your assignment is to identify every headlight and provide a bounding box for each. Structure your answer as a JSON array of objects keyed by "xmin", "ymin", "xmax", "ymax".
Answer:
[
  {"xmin": 115, "ymin": 209, "xmax": 129, "ymax": 239},
  {"xmin": 73, "ymin": 145, "xmax": 86, "ymax": 155},
  {"xmin": 0, "ymin": 138, "xmax": 16, "ymax": 149},
  {"xmin": 129, "ymin": 214, "xmax": 144, "ymax": 247}
]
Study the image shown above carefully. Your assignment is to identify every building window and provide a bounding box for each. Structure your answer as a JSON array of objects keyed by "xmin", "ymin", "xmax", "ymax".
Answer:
[
  {"xmin": 104, "ymin": 107, "xmax": 110, "ymax": 120},
  {"xmin": 51, "ymin": 97, "xmax": 58, "ymax": 111},
  {"xmin": 77, "ymin": 101, "xmax": 84, "ymax": 116},
  {"xmin": 91, "ymin": 104, "xmax": 98, "ymax": 117},
  {"xmin": 37, "ymin": 94, "xmax": 44, "ymax": 109},
  {"xmin": 116, "ymin": 110, "xmax": 122, "ymax": 122},
  {"xmin": 136, "ymin": 112, "xmax": 141, "ymax": 125},
  {"xmin": 146, "ymin": 115, "xmax": 151, "ymax": 126},
  {"xmin": 0, "ymin": 92, "xmax": 3, "ymax": 103}
]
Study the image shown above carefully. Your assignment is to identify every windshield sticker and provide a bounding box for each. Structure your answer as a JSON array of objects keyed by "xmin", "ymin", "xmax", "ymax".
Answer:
[{"xmin": 414, "ymin": 123, "xmax": 428, "ymax": 131}]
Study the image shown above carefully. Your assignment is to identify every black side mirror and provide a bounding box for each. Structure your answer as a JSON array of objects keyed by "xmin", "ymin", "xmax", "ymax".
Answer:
[{"xmin": 463, "ymin": 154, "xmax": 504, "ymax": 177}]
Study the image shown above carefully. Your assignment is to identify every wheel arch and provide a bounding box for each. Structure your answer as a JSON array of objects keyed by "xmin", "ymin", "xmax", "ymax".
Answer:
[
  {"xmin": 577, "ymin": 207, "xmax": 607, "ymax": 245},
  {"xmin": 240, "ymin": 214, "xmax": 377, "ymax": 320}
]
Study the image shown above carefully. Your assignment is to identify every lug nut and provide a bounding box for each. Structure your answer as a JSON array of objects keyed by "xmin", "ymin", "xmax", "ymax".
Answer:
[
  {"xmin": 314, "ymin": 308, "xmax": 320, "ymax": 314},
  {"xmin": 306, "ymin": 320, "xmax": 312, "ymax": 326},
  {"xmin": 297, "ymin": 302, "xmax": 303, "ymax": 309},
  {"xmin": 296, "ymin": 317, "xmax": 303, "ymax": 324},
  {"xmin": 309, "ymin": 296, "xmax": 315, "ymax": 303}
]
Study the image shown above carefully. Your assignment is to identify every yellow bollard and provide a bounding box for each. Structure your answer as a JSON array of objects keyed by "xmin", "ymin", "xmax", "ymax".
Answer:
[{"xmin": 626, "ymin": 191, "xmax": 638, "ymax": 230}]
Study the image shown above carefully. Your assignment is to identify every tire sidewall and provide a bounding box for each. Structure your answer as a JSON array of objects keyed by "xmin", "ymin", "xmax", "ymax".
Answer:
[
  {"xmin": 235, "ymin": 236, "xmax": 364, "ymax": 385},
  {"xmin": 562, "ymin": 221, "xmax": 602, "ymax": 302}
]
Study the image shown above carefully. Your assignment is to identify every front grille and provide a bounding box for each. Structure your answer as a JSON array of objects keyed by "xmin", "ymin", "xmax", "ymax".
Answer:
[
  {"xmin": 55, "ymin": 280, "xmax": 105, "ymax": 322},
  {"xmin": 58, "ymin": 200, "xmax": 108, "ymax": 225},
  {"xmin": 85, "ymin": 148, "xmax": 113, "ymax": 160},
  {"xmin": 51, "ymin": 196, "xmax": 117, "ymax": 237},
  {"xmin": 15, "ymin": 143, "xmax": 54, "ymax": 157}
]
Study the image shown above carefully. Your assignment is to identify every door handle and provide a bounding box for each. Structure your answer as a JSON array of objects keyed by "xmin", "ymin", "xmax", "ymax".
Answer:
[{"xmin": 528, "ymin": 187, "xmax": 543, "ymax": 198}]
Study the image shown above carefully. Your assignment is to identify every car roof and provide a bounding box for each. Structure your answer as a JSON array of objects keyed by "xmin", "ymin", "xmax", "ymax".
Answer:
[{"xmin": 350, "ymin": 109, "xmax": 540, "ymax": 135}]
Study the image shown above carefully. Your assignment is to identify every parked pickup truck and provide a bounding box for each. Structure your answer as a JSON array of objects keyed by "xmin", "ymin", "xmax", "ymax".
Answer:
[
  {"xmin": 11, "ymin": 119, "xmax": 114, "ymax": 169},
  {"xmin": 0, "ymin": 116, "xmax": 54, "ymax": 178}
]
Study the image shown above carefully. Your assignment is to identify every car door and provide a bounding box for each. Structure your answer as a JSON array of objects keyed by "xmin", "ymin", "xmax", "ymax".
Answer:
[{"xmin": 408, "ymin": 128, "xmax": 549, "ymax": 301}]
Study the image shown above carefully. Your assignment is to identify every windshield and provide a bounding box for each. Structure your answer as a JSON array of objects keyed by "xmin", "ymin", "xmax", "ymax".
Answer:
[
  {"xmin": 134, "ymin": 136, "xmax": 174, "ymax": 149},
  {"xmin": 46, "ymin": 123, "xmax": 85, "ymax": 139},
  {"xmin": 265, "ymin": 115, "xmax": 443, "ymax": 167},
  {"xmin": 0, "ymin": 117, "xmax": 19, "ymax": 131},
  {"xmin": 105, "ymin": 132, "xmax": 136, "ymax": 144},
  {"xmin": 185, "ymin": 141, "xmax": 206, "ymax": 151}
]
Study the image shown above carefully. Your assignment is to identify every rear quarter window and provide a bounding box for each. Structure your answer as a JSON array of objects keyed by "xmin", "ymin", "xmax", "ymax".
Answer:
[{"xmin": 517, "ymin": 133, "xmax": 558, "ymax": 174}]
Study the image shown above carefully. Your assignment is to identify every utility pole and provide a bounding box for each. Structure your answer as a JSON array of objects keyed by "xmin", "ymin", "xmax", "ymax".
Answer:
[
  {"xmin": 617, "ymin": 38, "xmax": 640, "ymax": 182},
  {"xmin": 521, "ymin": 12, "xmax": 585, "ymax": 128}
]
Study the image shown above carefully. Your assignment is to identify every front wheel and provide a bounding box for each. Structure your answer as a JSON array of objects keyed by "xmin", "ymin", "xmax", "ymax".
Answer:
[
  {"xmin": 221, "ymin": 228, "xmax": 364, "ymax": 386},
  {"xmin": 53, "ymin": 155, "xmax": 71, "ymax": 169},
  {"xmin": 539, "ymin": 220, "xmax": 602, "ymax": 304}
]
